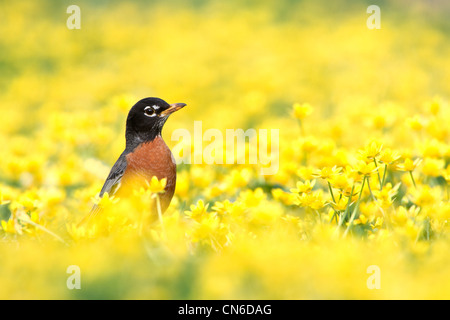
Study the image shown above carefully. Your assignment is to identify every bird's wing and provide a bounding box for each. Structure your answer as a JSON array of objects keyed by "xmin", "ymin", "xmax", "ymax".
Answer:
[
  {"xmin": 98, "ymin": 153, "xmax": 128, "ymax": 198},
  {"xmin": 78, "ymin": 153, "xmax": 128, "ymax": 226}
]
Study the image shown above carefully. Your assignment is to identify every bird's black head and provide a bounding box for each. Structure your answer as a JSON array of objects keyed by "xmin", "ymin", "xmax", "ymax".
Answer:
[{"xmin": 125, "ymin": 97, "xmax": 186, "ymax": 149}]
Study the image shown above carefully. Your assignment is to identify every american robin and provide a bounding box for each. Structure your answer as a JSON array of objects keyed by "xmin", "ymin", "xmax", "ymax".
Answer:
[{"xmin": 82, "ymin": 97, "xmax": 186, "ymax": 225}]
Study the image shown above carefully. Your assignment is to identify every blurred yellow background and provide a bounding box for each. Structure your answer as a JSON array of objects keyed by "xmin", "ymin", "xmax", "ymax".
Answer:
[{"xmin": 0, "ymin": 0, "xmax": 449, "ymax": 299}]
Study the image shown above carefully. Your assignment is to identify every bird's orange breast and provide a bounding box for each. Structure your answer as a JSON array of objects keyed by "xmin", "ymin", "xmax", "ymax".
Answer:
[{"xmin": 121, "ymin": 136, "xmax": 177, "ymax": 212}]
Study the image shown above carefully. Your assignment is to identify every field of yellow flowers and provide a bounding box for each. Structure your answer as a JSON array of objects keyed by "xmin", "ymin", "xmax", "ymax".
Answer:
[{"xmin": 1, "ymin": 0, "xmax": 450, "ymax": 299}]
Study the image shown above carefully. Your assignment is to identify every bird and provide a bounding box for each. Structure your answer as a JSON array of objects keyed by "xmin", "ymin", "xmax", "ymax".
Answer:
[{"xmin": 80, "ymin": 97, "xmax": 186, "ymax": 225}]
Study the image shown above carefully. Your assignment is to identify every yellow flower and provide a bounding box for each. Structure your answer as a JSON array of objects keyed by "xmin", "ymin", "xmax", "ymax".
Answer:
[
  {"xmin": 185, "ymin": 199, "xmax": 209, "ymax": 221},
  {"xmin": 147, "ymin": 176, "xmax": 167, "ymax": 194},
  {"xmin": 392, "ymin": 207, "xmax": 408, "ymax": 226},
  {"xmin": 328, "ymin": 174, "xmax": 352, "ymax": 190},
  {"xmin": 293, "ymin": 190, "xmax": 325, "ymax": 209},
  {"xmin": 299, "ymin": 137, "xmax": 319, "ymax": 153},
  {"xmin": 226, "ymin": 168, "xmax": 252, "ymax": 189},
  {"xmin": 420, "ymin": 139, "xmax": 443, "ymax": 158},
  {"xmin": 281, "ymin": 214, "xmax": 301, "ymax": 225},
  {"xmin": 0, "ymin": 197, "xmax": 10, "ymax": 206},
  {"xmin": 0, "ymin": 187, "xmax": 14, "ymax": 205},
  {"xmin": 271, "ymin": 188, "xmax": 296, "ymax": 205},
  {"xmin": 1, "ymin": 219, "xmax": 17, "ymax": 234},
  {"xmin": 426, "ymin": 98, "xmax": 441, "ymax": 115},
  {"xmin": 39, "ymin": 188, "xmax": 66, "ymax": 207},
  {"xmin": 421, "ymin": 158, "xmax": 444, "ymax": 177},
  {"xmin": 372, "ymin": 114, "xmax": 388, "ymax": 130},
  {"xmin": 290, "ymin": 180, "xmax": 316, "ymax": 194},
  {"xmin": 296, "ymin": 166, "xmax": 315, "ymax": 180},
  {"xmin": 238, "ymin": 188, "xmax": 266, "ymax": 207},
  {"xmin": 212, "ymin": 200, "xmax": 246, "ymax": 222},
  {"xmin": 187, "ymin": 213, "xmax": 222, "ymax": 250},
  {"xmin": 397, "ymin": 158, "xmax": 422, "ymax": 172},
  {"xmin": 175, "ymin": 170, "xmax": 190, "ymax": 198},
  {"xmin": 30, "ymin": 211, "xmax": 40, "ymax": 224},
  {"xmin": 312, "ymin": 166, "xmax": 342, "ymax": 180},
  {"xmin": 248, "ymin": 201, "xmax": 283, "ymax": 226},
  {"xmin": 358, "ymin": 140, "xmax": 383, "ymax": 160},
  {"xmin": 379, "ymin": 148, "xmax": 401, "ymax": 164},
  {"xmin": 406, "ymin": 115, "xmax": 426, "ymax": 131},
  {"xmin": 330, "ymin": 197, "xmax": 350, "ymax": 211},
  {"xmin": 92, "ymin": 192, "xmax": 120, "ymax": 208},
  {"xmin": 372, "ymin": 183, "xmax": 400, "ymax": 208},
  {"xmin": 354, "ymin": 214, "xmax": 368, "ymax": 225},
  {"xmin": 205, "ymin": 184, "xmax": 225, "ymax": 198},
  {"xmin": 190, "ymin": 166, "xmax": 214, "ymax": 188},
  {"xmin": 408, "ymin": 185, "xmax": 442, "ymax": 207},
  {"xmin": 355, "ymin": 160, "xmax": 379, "ymax": 177},
  {"xmin": 211, "ymin": 199, "xmax": 234, "ymax": 216},
  {"xmin": 293, "ymin": 103, "xmax": 313, "ymax": 120},
  {"xmin": 344, "ymin": 165, "xmax": 364, "ymax": 183},
  {"xmin": 372, "ymin": 217, "xmax": 384, "ymax": 229}
]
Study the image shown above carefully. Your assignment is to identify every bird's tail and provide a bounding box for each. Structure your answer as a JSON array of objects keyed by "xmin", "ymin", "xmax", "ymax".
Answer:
[{"xmin": 77, "ymin": 204, "xmax": 102, "ymax": 227}]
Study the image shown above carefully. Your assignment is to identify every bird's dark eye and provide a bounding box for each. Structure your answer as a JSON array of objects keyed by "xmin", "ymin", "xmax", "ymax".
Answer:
[{"xmin": 144, "ymin": 106, "xmax": 156, "ymax": 117}]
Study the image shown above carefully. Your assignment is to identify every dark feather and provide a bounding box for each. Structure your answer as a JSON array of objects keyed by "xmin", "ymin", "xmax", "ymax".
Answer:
[
  {"xmin": 78, "ymin": 153, "xmax": 128, "ymax": 226},
  {"xmin": 99, "ymin": 152, "xmax": 128, "ymax": 197}
]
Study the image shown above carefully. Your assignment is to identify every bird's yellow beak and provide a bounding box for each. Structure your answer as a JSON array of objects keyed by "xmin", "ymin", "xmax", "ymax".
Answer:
[{"xmin": 160, "ymin": 103, "xmax": 186, "ymax": 116}]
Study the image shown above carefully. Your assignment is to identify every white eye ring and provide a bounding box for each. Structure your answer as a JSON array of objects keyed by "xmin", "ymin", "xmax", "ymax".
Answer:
[{"xmin": 144, "ymin": 106, "xmax": 157, "ymax": 117}]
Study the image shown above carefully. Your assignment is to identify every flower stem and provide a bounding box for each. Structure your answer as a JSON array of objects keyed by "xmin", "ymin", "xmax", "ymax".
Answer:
[
  {"xmin": 17, "ymin": 212, "xmax": 68, "ymax": 245},
  {"xmin": 155, "ymin": 194, "xmax": 167, "ymax": 240},
  {"xmin": 330, "ymin": 210, "xmax": 338, "ymax": 224},
  {"xmin": 328, "ymin": 181, "xmax": 336, "ymax": 203},
  {"xmin": 409, "ymin": 171, "xmax": 417, "ymax": 188},
  {"xmin": 373, "ymin": 158, "xmax": 382, "ymax": 188},
  {"xmin": 366, "ymin": 177, "xmax": 376, "ymax": 202},
  {"xmin": 381, "ymin": 164, "xmax": 388, "ymax": 189},
  {"xmin": 343, "ymin": 177, "xmax": 366, "ymax": 237},
  {"xmin": 336, "ymin": 184, "xmax": 355, "ymax": 229}
]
